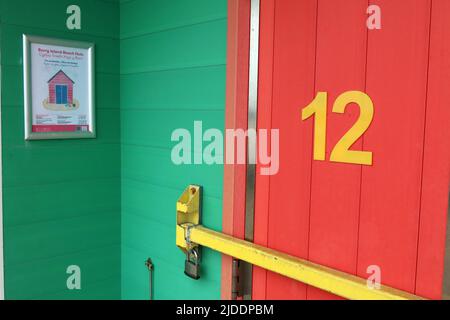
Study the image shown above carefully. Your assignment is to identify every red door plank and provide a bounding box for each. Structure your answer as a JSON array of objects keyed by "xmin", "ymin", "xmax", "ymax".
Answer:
[
  {"xmin": 247, "ymin": 0, "xmax": 449, "ymax": 300},
  {"xmin": 252, "ymin": 0, "xmax": 275, "ymax": 300},
  {"xmin": 415, "ymin": 0, "xmax": 450, "ymax": 299},
  {"xmin": 253, "ymin": 0, "xmax": 318, "ymax": 300},
  {"xmin": 357, "ymin": 0, "xmax": 432, "ymax": 293},
  {"xmin": 307, "ymin": 0, "xmax": 369, "ymax": 300}
]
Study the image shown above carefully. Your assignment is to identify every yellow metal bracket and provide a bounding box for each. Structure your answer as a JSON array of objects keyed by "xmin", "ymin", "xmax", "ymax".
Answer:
[
  {"xmin": 175, "ymin": 185, "xmax": 425, "ymax": 300},
  {"xmin": 176, "ymin": 185, "xmax": 201, "ymax": 254}
]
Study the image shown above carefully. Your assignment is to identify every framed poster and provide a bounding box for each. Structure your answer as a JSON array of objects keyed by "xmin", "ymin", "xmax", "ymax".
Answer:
[{"xmin": 23, "ymin": 35, "xmax": 95, "ymax": 140}]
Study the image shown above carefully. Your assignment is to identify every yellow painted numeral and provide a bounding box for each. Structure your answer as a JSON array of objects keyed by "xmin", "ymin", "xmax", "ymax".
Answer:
[
  {"xmin": 301, "ymin": 92, "xmax": 328, "ymax": 161},
  {"xmin": 301, "ymin": 91, "xmax": 374, "ymax": 166},
  {"xmin": 330, "ymin": 91, "xmax": 374, "ymax": 165}
]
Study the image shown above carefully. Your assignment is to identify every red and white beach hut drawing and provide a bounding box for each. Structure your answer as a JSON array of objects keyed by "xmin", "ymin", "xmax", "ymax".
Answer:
[{"xmin": 47, "ymin": 70, "xmax": 74, "ymax": 105}]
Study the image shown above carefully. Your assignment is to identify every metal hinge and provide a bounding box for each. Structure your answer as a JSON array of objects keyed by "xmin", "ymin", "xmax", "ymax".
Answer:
[
  {"xmin": 231, "ymin": 259, "xmax": 252, "ymax": 300},
  {"xmin": 231, "ymin": 259, "xmax": 242, "ymax": 300}
]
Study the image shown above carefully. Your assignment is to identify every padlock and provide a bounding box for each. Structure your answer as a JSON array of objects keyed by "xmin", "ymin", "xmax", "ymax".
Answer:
[{"xmin": 184, "ymin": 248, "xmax": 200, "ymax": 280}]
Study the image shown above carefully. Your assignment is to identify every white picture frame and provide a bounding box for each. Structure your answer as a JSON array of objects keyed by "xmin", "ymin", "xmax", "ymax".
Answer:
[{"xmin": 23, "ymin": 35, "xmax": 96, "ymax": 140}]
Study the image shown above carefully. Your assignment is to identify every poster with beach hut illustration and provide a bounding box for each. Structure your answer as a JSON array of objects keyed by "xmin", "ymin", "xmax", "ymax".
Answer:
[
  {"xmin": 44, "ymin": 70, "xmax": 79, "ymax": 111},
  {"xmin": 25, "ymin": 36, "xmax": 95, "ymax": 139}
]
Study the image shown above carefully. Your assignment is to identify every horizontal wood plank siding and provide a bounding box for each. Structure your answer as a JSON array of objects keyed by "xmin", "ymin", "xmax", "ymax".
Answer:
[{"xmin": 120, "ymin": 0, "xmax": 227, "ymax": 300}]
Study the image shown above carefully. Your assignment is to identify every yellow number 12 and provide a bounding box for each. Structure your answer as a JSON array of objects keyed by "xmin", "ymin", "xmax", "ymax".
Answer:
[{"xmin": 301, "ymin": 91, "xmax": 374, "ymax": 166}]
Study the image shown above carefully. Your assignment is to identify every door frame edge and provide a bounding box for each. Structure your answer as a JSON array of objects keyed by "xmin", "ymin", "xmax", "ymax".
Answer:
[{"xmin": 221, "ymin": 0, "xmax": 251, "ymax": 300}]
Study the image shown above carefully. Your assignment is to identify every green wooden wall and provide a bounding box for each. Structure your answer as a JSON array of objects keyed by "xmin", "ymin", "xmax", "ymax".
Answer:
[
  {"xmin": 0, "ymin": 0, "xmax": 227, "ymax": 300},
  {"xmin": 120, "ymin": 0, "xmax": 227, "ymax": 299},
  {"xmin": 0, "ymin": 0, "xmax": 121, "ymax": 299}
]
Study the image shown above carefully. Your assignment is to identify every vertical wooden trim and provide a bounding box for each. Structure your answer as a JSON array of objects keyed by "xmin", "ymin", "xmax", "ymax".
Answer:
[
  {"xmin": 221, "ymin": 0, "xmax": 251, "ymax": 300},
  {"xmin": 252, "ymin": 0, "xmax": 275, "ymax": 300},
  {"xmin": 307, "ymin": 0, "xmax": 368, "ymax": 300},
  {"xmin": 415, "ymin": 0, "xmax": 450, "ymax": 299},
  {"xmin": 358, "ymin": 0, "xmax": 432, "ymax": 293}
]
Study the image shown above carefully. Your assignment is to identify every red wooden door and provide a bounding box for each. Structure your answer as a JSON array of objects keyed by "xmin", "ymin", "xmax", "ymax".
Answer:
[{"xmin": 252, "ymin": 0, "xmax": 450, "ymax": 300}]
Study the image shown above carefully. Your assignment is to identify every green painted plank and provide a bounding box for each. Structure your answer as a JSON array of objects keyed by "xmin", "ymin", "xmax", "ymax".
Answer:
[
  {"xmin": 122, "ymin": 145, "xmax": 223, "ymax": 199},
  {"xmin": 96, "ymin": 73, "xmax": 120, "ymax": 109},
  {"xmin": 122, "ymin": 211, "xmax": 221, "ymax": 268},
  {"xmin": 2, "ymin": 107, "xmax": 120, "ymax": 146},
  {"xmin": 5, "ymin": 245, "xmax": 120, "ymax": 299},
  {"xmin": 1, "ymin": 0, "xmax": 121, "ymax": 300},
  {"xmin": 120, "ymin": 0, "xmax": 227, "ymax": 39},
  {"xmin": 0, "ymin": 0, "xmax": 119, "ymax": 38},
  {"xmin": 42, "ymin": 277, "xmax": 121, "ymax": 300},
  {"xmin": 119, "ymin": 0, "xmax": 227, "ymax": 300},
  {"xmin": 121, "ymin": 245, "xmax": 220, "ymax": 300},
  {"xmin": 0, "ymin": 24, "xmax": 119, "ymax": 74},
  {"xmin": 120, "ymin": 19, "xmax": 227, "ymax": 74},
  {"xmin": 122, "ymin": 209, "xmax": 221, "ymax": 276},
  {"xmin": 4, "ymin": 213, "xmax": 120, "ymax": 266},
  {"xmin": 3, "ymin": 144, "xmax": 119, "ymax": 187},
  {"xmin": 121, "ymin": 109, "xmax": 224, "ymax": 149},
  {"xmin": 3, "ymin": 178, "xmax": 120, "ymax": 227},
  {"xmin": 0, "ymin": 65, "xmax": 22, "ymax": 107},
  {"xmin": 122, "ymin": 178, "xmax": 222, "ymax": 230},
  {"xmin": 0, "ymin": 0, "xmax": 227, "ymax": 301},
  {"xmin": 120, "ymin": 65, "xmax": 226, "ymax": 111},
  {"xmin": 122, "ymin": 213, "xmax": 178, "ymax": 265}
]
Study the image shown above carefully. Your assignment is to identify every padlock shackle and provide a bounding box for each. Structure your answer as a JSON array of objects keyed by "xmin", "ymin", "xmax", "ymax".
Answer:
[{"xmin": 187, "ymin": 247, "xmax": 199, "ymax": 261}]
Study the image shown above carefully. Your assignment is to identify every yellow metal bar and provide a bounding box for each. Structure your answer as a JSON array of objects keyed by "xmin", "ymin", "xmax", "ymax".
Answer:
[
  {"xmin": 175, "ymin": 185, "xmax": 425, "ymax": 300},
  {"xmin": 177, "ymin": 224, "xmax": 424, "ymax": 300}
]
